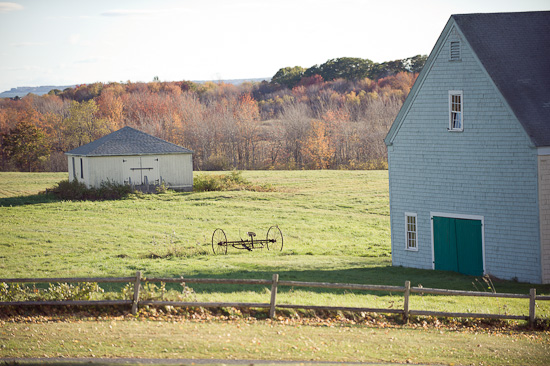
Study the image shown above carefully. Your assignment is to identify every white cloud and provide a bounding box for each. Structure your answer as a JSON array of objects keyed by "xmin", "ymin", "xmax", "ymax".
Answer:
[
  {"xmin": 10, "ymin": 42, "xmax": 47, "ymax": 47},
  {"xmin": 0, "ymin": 2, "xmax": 23, "ymax": 13},
  {"xmin": 100, "ymin": 7, "xmax": 191, "ymax": 18},
  {"xmin": 101, "ymin": 9, "xmax": 158, "ymax": 17},
  {"xmin": 74, "ymin": 58, "xmax": 98, "ymax": 64},
  {"xmin": 2, "ymin": 65, "xmax": 43, "ymax": 72},
  {"xmin": 74, "ymin": 56, "xmax": 109, "ymax": 64},
  {"xmin": 69, "ymin": 34, "xmax": 80, "ymax": 45}
]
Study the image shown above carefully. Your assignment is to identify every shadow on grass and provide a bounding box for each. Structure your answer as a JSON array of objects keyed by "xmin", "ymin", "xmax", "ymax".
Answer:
[
  {"xmin": 0, "ymin": 193, "xmax": 59, "ymax": 207},
  {"xmin": 109, "ymin": 265, "xmax": 550, "ymax": 297}
]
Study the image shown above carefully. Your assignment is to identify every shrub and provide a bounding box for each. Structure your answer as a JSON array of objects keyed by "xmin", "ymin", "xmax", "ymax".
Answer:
[
  {"xmin": 95, "ymin": 180, "xmax": 134, "ymax": 200},
  {"xmin": 202, "ymin": 154, "xmax": 231, "ymax": 171},
  {"xmin": 0, "ymin": 282, "xmax": 104, "ymax": 302},
  {"xmin": 119, "ymin": 281, "xmax": 196, "ymax": 302},
  {"xmin": 45, "ymin": 282, "xmax": 104, "ymax": 301},
  {"xmin": 50, "ymin": 179, "xmax": 89, "ymax": 200},
  {"xmin": 50, "ymin": 179, "xmax": 133, "ymax": 201},
  {"xmin": 193, "ymin": 174, "xmax": 226, "ymax": 192},
  {"xmin": 155, "ymin": 181, "xmax": 170, "ymax": 194},
  {"xmin": 193, "ymin": 171, "xmax": 275, "ymax": 192}
]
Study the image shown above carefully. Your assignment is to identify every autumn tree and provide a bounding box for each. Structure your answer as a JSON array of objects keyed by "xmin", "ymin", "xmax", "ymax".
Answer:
[
  {"xmin": 322, "ymin": 108, "xmax": 353, "ymax": 167},
  {"xmin": 63, "ymin": 100, "xmax": 110, "ymax": 149},
  {"xmin": 280, "ymin": 102, "xmax": 310, "ymax": 168},
  {"xmin": 297, "ymin": 74, "xmax": 324, "ymax": 88},
  {"xmin": 2, "ymin": 120, "xmax": 50, "ymax": 171},
  {"xmin": 302, "ymin": 120, "xmax": 334, "ymax": 169},
  {"xmin": 233, "ymin": 93, "xmax": 261, "ymax": 169},
  {"xmin": 97, "ymin": 88, "xmax": 124, "ymax": 129}
]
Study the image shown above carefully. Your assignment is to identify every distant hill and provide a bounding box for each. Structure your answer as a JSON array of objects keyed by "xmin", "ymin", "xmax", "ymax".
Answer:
[
  {"xmin": 0, "ymin": 78, "xmax": 270, "ymax": 99},
  {"xmin": 0, "ymin": 85, "xmax": 76, "ymax": 98},
  {"xmin": 193, "ymin": 77, "xmax": 270, "ymax": 85}
]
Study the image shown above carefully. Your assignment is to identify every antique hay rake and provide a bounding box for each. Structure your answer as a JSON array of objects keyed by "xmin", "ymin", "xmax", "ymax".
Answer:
[{"xmin": 212, "ymin": 226, "xmax": 283, "ymax": 254}]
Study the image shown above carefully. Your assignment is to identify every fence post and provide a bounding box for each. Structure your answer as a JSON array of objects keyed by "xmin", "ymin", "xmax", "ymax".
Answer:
[
  {"xmin": 403, "ymin": 281, "xmax": 411, "ymax": 324},
  {"xmin": 132, "ymin": 271, "xmax": 142, "ymax": 315},
  {"xmin": 529, "ymin": 288, "xmax": 536, "ymax": 328},
  {"xmin": 269, "ymin": 273, "xmax": 279, "ymax": 319}
]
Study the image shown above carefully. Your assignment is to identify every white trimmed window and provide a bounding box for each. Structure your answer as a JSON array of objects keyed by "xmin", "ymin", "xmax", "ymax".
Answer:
[
  {"xmin": 449, "ymin": 91, "xmax": 463, "ymax": 131},
  {"xmin": 405, "ymin": 213, "xmax": 418, "ymax": 251}
]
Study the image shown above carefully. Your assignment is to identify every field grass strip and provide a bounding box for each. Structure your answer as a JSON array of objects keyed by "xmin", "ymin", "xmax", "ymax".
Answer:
[{"xmin": 1, "ymin": 320, "xmax": 549, "ymax": 365}]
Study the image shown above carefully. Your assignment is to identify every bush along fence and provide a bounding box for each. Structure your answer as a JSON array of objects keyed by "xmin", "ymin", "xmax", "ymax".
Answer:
[{"xmin": 1, "ymin": 272, "xmax": 549, "ymax": 326}]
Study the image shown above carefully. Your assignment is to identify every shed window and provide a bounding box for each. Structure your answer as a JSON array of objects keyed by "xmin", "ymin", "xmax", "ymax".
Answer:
[
  {"xmin": 405, "ymin": 213, "xmax": 418, "ymax": 251},
  {"xmin": 449, "ymin": 91, "xmax": 463, "ymax": 131},
  {"xmin": 80, "ymin": 158, "xmax": 84, "ymax": 179},
  {"xmin": 450, "ymin": 41, "xmax": 460, "ymax": 61}
]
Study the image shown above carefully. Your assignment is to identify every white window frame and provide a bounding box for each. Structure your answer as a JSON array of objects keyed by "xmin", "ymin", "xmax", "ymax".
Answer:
[
  {"xmin": 448, "ymin": 90, "xmax": 463, "ymax": 132},
  {"xmin": 405, "ymin": 212, "xmax": 418, "ymax": 251}
]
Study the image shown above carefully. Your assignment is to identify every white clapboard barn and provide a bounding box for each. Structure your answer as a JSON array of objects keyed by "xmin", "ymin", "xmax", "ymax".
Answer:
[
  {"xmin": 384, "ymin": 11, "xmax": 550, "ymax": 283},
  {"xmin": 65, "ymin": 126, "xmax": 193, "ymax": 191}
]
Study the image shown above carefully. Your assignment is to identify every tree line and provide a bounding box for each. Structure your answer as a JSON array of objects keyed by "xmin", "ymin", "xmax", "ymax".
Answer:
[{"xmin": 0, "ymin": 55, "xmax": 424, "ymax": 172}]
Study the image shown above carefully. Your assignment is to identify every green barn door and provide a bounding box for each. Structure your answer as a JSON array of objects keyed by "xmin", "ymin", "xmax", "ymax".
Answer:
[
  {"xmin": 433, "ymin": 217, "xmax": 483, "ymax": 276},
  {"xmin": 433, "ymin": 217, "xmax": 459, "ymax": 272},
  {"xmin": 455, "ymin": 219, "xmax": 483, "ymax": 276}
]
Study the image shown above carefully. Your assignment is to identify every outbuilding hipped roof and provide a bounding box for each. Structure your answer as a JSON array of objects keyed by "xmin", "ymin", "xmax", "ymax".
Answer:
[
  {"xmin": 65, "ymin": 126, "xmax": 193, "ymax": 156},
  {"xmin": 452, "ymin": 11, "xmax": 550, "ymax": 147}
]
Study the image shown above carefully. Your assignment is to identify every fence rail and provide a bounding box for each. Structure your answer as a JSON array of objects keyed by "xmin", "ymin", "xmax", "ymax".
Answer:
[
  {"xmin": 0, "ymin": 271, "xmax": 547, "ymax": 326},
  {"xmin": 0, "ymin": 277, "xmax": 134, "ymax": 283},
  {"xmin": 411, "ymin": 287, "xmax": 530, "ymax": 299}
]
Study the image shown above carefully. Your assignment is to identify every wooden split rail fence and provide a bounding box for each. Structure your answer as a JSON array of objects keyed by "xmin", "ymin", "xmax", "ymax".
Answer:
[{"xmin": 1, "ymin": 271, "xmax": 548, "ymax": 326}]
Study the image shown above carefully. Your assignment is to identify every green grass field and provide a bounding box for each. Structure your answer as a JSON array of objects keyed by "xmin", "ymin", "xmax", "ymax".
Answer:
[
  {"xmin": 1, "ymin": 171, "xmax": 549, "ymax": 318},
  {"xmin": 2, "ymin": 171, "xmax": 550, "ymax": 365},
  {"xmin": 2, "ymin": 319, "xmax": 549, "ymax": 365}
]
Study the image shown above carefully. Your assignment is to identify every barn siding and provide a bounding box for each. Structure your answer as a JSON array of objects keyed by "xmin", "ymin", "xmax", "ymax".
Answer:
[
  {"xmin": 159, "ymin": 154, "xmax": 193, "ymax": 190},
  {"xmin": 388, "ymin": 24, "xmax": 541, "ymax": 283},
  {"xmin": 539, "ymin": 155, "xmax": 550, "ymax": 284},
  {"xmin": 68, "ymin": 157, "xmax": 75, "ymax": 181},
  {"xmin": 68, "ymin": 154, "xmax": 193, "ymax": 190},
  {"xmin": 87, "ymin": 156, "xmax": 124, "ymax": 188},
  {"xmin": 71, "ymin": 157, "xmax": 89, "ymax": 186},
  {"xmin": 67, "ymin": 156, "xmax": 83, "ymax": 184}
]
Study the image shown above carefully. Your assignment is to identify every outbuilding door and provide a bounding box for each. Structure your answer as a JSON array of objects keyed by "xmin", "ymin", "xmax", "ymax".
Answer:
[
  {"xmin": 433, "ymin": 216, "xmax": 483, "ymax": 276},
  {"xmin": 123, "ymin": 157, "xmax": 160, "ymax": 185}
]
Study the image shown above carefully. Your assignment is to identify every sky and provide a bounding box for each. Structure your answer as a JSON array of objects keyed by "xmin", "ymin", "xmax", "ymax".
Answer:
[{"xmin": 0, "ymin": 0, "xmax": 548, "ymax": 93}]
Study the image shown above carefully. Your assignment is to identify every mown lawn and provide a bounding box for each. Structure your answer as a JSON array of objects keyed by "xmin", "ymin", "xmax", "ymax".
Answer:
[
  {"xmin": 1, "ymin": 318, "xmax": 550, "ymax": 365},
  {"xmin": 1, "ymin": 171, "xmax": 549, "ymax": 318}
]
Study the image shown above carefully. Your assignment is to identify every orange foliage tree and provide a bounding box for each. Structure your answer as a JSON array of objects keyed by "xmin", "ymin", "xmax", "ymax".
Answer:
[{"xmin": 302, "ymin": 120, "xmax": 334, "ymax": 169}]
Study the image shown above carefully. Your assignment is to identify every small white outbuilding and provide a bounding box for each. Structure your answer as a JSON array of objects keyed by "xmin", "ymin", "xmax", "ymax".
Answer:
[{"xmin": 65, "ymin": 126, "xmax": 193, "ymax": 191}]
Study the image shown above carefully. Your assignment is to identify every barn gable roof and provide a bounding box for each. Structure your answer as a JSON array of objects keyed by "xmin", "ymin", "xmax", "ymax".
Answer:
[
  {"xmin": 385, "ymin": 11, "xmax": 550, "ymax": 147},
  {"xmin": 453, "ymin": 11, "xmax": 550, "ymax": 147},
  {"xmin": 65, "ymin": 126, "xmax": 193, "ymax": 156}
]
